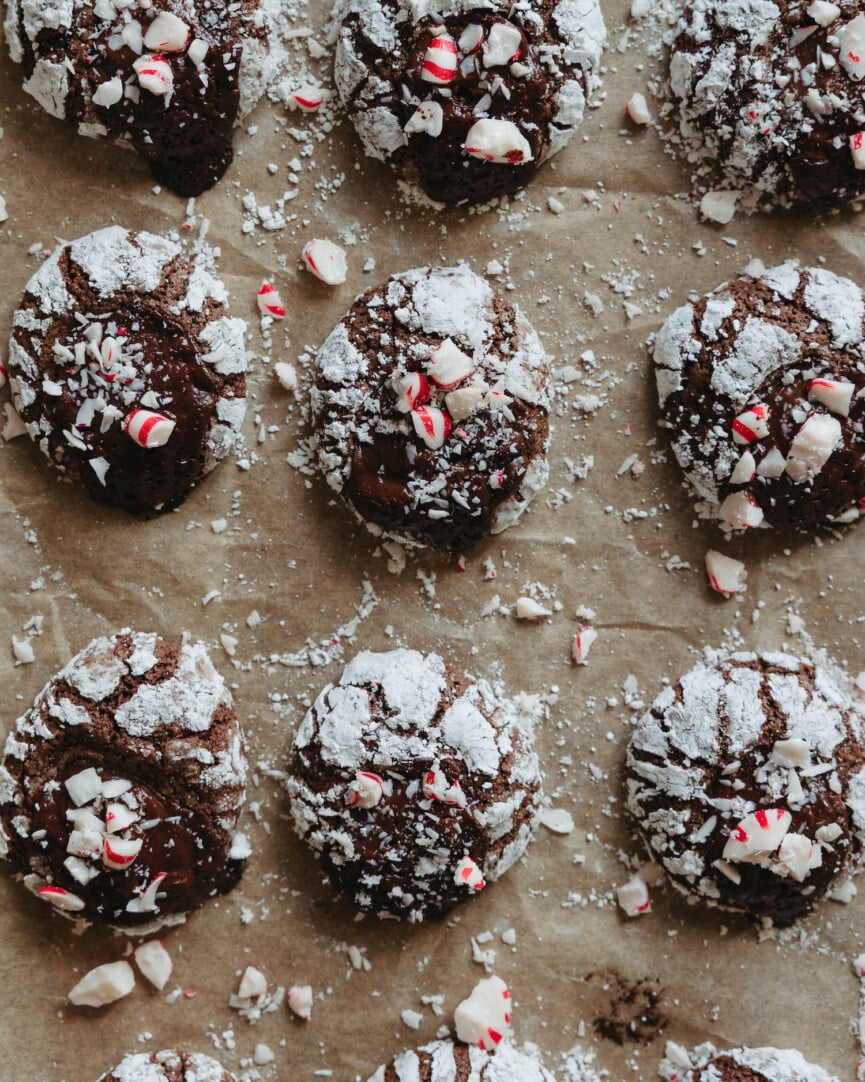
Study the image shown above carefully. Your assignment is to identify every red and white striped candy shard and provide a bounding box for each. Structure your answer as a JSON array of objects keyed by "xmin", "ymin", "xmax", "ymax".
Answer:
[
  {"xmin": 257, "ymin": 281, "xmax": 286, "ymax": 319},
  {"xmin": 68, "ymin": 960, "xmax": 136, "ymax": 1008},
  {"xmin": 459, "ymin": 23, "xmax": 485, "ymax": 52},
  {"xmin": 756, "ymin": 447, "xmax": 787, "ymax": 479},
  {"xmin": 722, "ymin": 808, "xmax": 792, "ymax": 862},
  {"xmin": 411, "ymin": 405, "xmax": 451, "ymax": 450},
  {"xmin": 482, "ymin": 22, "xmax": 522, "ymax": 68},
  {"xmin": 705, "ymin": 549, "xmax": 746, "ymax": 597},
  {"xmin": 38, "ymin": 885, "xmax": 86, "ymax": 912},
  {"xmin": 422, "ymin": 769, "xmax": 467, "ymax": 808},
  {"xmin": 404, "ymin": 100, "xmax": 444, "ymax": 137},
  {"xmin": 143, "ymin": 12, "xmax": 190, "ymax": 53},
  {"xmin": 65, "ymin": 766, "xmax": 102, "ymax": 806},
  {"xmin": 445, "ymin": 380, "xmax": 487, "ymax": 421},
  {"xmin": 105, "ymin": 802, "xmax": 139, "ymax": 833},
  {"xmin": 719, "ymin": 489, "xmax": 764, "ymax": 530},
  {"xmin": 123, "ymin": 409, "xmax": 176, "ymax": 449},
  {"xmin": 133, "ymin": 54, "xmax": 174, "ymax": 96},
  {"xmin": 427, "ymin": 338, "xmax": 474, "ymax": 389},
  {"xmin": 851, "ymin": 131, "xmax": 865, "ymax": 169},
  {"xmin": 103, "ymin": 836, "xmax": 143, "ymax": 870},
  {"xmin": 0, "ymin": 362, "xmax": 7, "ymax": 389},
  {"xmin": 616, "ymin": 874, "xmax": 651, "ymax": 917},
  {"xmin": 346, "ymin": 771, "xmax": 385, "ymax": 809},
  {"xmin": 134, "ymin": 939, "xmax": 173, "ymax": 990},
  {"xmin": 572, "ymin": 625, "xmax": 597, "ymax": 665},
  {"xmin": 287, "ymin": 984, "xmax": 313, "ymax": 1020},
  {"xmin": 302, "ymin": 238, "xmax": 348, "ymax": 285},
  {"xmin": 731, "ymin": 403, "xmax": 770, "ymax": 444},
  {"xmin": 125, "ymin": 871, "xmax": 167, "ymax": 914},
  {"xmin": 839, "ymin": 14, "xmax": 865, "ymax": 80},
  {"xmin": 291, "ymin": 84, "xmax": 324, "ymax": 112},
  {"xmin": 465, "ymin": 118, "xmax": 533, "ymax": 164},
  {"xmin": 238, "ymin": 966, "xmax": 268, "ymax": 999},
  {"xmin": 454, "ymin": 854, "xmax": 485, "ymax": 891},
  {"xmin": 392, "ymin": 371, "xmax": 430, "ymax": 413},
  {"xmin": 454, "ymin": 976, "xmax": 512, "ymax": 1050},
  {"xmin": 777, "ymin": 832, "xmax": 821, "ymax": 882},
  {"xmin": 729, "ymin": 450, "xmax": 756, "ymax": 484},
  {"xmin": 421, "ymin": 31, "xmax": 458, "ymax": 85},
  {"xmin": 785, "ymin": 412, "xmax": 842, "ymax": 483},
  {"xmin": 809, "ymin": 377, "xmax": 856, "ymax": 417}
]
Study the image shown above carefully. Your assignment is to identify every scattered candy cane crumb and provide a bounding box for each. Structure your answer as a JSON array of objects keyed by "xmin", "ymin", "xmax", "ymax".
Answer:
[
  {"xmin": 12, "ymin": 636, "xmax": 35, "ymax": 665},
  {"xmin": 274, "ymin": 361, "xmax": 298, "ymax": 392},
  {"xmin": 705, "ymin": 550, "xmax": 747, "ymax": 597},
  {"xmin": 700, "ymin": 190, "xmax": 738, "ymax": 224},
  {"xmin": 515, "ymin": 597, "xmax": 552, "ymax": 620},
  {"xmin": 68, "ymin": 961, "xmax": 136, "ymax": 1008},
  {"xmin": 287, "ymin": 984, "xmax": 313, "ymax": 1020},
  {"xmin": 626, "ymin": 92, "xmax": 651, "ymax": 124},
  {"xmin": 540, "ymin": 809, "xmax": 575, "ymax": 834},
  {"xmin": 454, "ymin": 976, "xmax": 512, "ymax": 1051},
  {"xmin": 302, "ymin": 239, "xmax": 347, "ymax": 285},
  {"xmin": 572, "ymin": 626, "xmax": 597, "ymax": 665},
  {"xmin": 133, "ymin": 940, "xmax": 173, "ymax": 991},
  {"xmin": 616, "ymin": 875, "xmax": 652, "ymax": 917}
]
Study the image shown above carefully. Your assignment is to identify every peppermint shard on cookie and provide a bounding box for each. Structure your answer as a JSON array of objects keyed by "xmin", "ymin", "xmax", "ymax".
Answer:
[
  {"xmin": 368, "ymin": 1040, "xmax": 556, "ymax": 1082},
  {"xmin": 657, "ymin": 1042, "xmax": 839, "ymax": 1082},
  {"xmin": 626, "ymin": 649, "xmax": 865, "ymax": 927},
  {"xmin": 312, "ymin": 264, "xmax": 552, "ymax": 550},
  {"xmin": 3, "ymin": 1, "xmax": 290, "ymax": 195},
  {"xmin": 98, "ymin": 1050, "xmax": 238, "ymax": 1082},
  {"xmin": 0, "ymin": 631, "xmax": 248, "ymax": 930},
  {"xmin": 7, "ymin": 226, "xmax": 247, "ymax": 515},
  {"xmin": 286, "ymin": 649, "xmax": 543, "ymax": 921},
  {"xmin": 333, "ymin": 0, "xmax": 606, "ymax": 205},
  {"xmin": 653, "ymin": 261, "xmax": 865, "ymax": 534}
]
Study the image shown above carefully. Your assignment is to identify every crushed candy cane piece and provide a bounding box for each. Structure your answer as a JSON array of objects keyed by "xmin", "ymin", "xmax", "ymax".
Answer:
[
  {"xmin": 460, "ymin": 24, "xmax": 485, "ymax": 52},
  {"xmin": 732, "ymin": 404, "xmax": 770, "ymax": 444},
  {"xmin": 287, "ymin": 985, "xmax": 313, "ymax": 1020},
  {"xmin": 839, "ymin": 14, "xmax": 865, "ymax": 80},
  {"xmin": 143, "ymin": 12, "xmax": 189, "ymax": 52},
  {"xmin": 777, "ymin": 832, "xmax": 821, "ymax": 881},
  {"xmin": 483, "ymin": 22, "xmax": 521, "ymax": 67},
  {"xmin": 626, "ymin": 92, "xmax": 651, "ymax": 124},
  {"xmin": 427, "ymin": 339, "xmax": 474, "ymax": 389},
  {"xmin": 730, "ymin": 451, "xmax": 756, "ymax": 484},
  {"xmin": 102, "ymin": 836, "xmax": 143, "ymax": 870},
  {"xmin": 405, "ymin": 101, "xmax": 444, "ymax": 137},
  {"xmin": 93, "ymin": 77, "xmax": 124, "ymax": 108},
  {"xmin": 617, "ymin": 875, "xmax": 651, "ymax": 916},
  {"xmin": 423, "ymin": 769, "xmax": 466, "ymax": 808},
  {"xmin": 771, "ymin": 738, "xmax": 811, "ymax": 768},
  {"xmin": 723, "ymin": 808, "xmax": 791, "ymax": 862},
  {"xmin": 411, "ymin": 405, "xmax": 451, "ymax": 450},
  {"xmin": 125, "ymin": 871, "xmax": 167, "ymax": 913},
  {"xmin": 454, "ymin": 854, "xmax": 486, "ymax": 891},
  {"xmin": 705, "ymin": 550, "xmax": 746, "ymax": 597},
  {"xmin": 346, "ymin": 771, "xmax": 386, "ymax": 809},
  {"xmin": 123, "ymin": 409, "xmax": 175, "ymax": 449},
  {"xmin": 133, "ymin": 54, "xmax": 174, "ymax": 96},
  {"xmin": 454, "ymin": 976, "xmax": 511, "ymax": 1050},
  {"xmin": 445, "ymin": 381, "xmax": 488, "ymax": 421},
  {"xmin": 291, "ymin": 84, "xmax": 324, "ymax": 112},
  {"xmin": 421, "ymin": 32, "xmax": 458, "ymax": 85},
  {"xmin": 257, "ymin": 282, "xmax": 286, "ymax": 319},
  {"xmin": 392, "ymin": 371, "xmax": 430, "ymax": 413},
  {"xmin": 274, "ymin": 362, "xmax": 298, "ymax": 391},
  {"xmin": 807, "ymin": 0, "xmax": 840, "ymax": 24},
  {"xmin": 38, "ymin": 885, "xmax": 86, "ymax": 912},
  {"xmin": 65, "ymin": 767, "xmax": 102, "ymax": 807},
  {"xmin": 133, "ymin": 940, "xmax": 173, "ymax": 990},
  {"xmin": 809, "ymin": 378, "xmax": 855, "ymax": 417},
  {"xmin": 572, "ymin": 625, "xmax": 597, "ymax": 664},
  {"xmin": 540, "ymin": 808, "xmax": 574, "ymax": 834},
  {"xmin": 851, "ymin": 132, "xmax": 865, "ymax": 169},
  {"xmin": 68, "ymin": 961, "xmax": 135, "ymax": 1008},
  {"xmin": 238, "ymin": 966, "xmax": 268, "ymax": 1000},
  {"xmin": 302, "ymin": 239, "xmax": 347, "ymax": 285},
  {"xmin": 785, "ymin": 413, "xmax": 842, "ymax": 482},
  {"xmin": 465, "ymin": 118, "xmax": 533, "ymax": 164},
  {"xmin": 700, "ymin": 190, "xmax": 738, "ymax": 224},
  {"xmin": 756, "ymin": 448, "xmax": 786, "ymax": 478},
  {"xmin": 719, "ymin": 490, "xmax": 764, "ymax": 530},
  {"xmin": 515, "ymin": 597, "xmax": 551, "ymax": 620}
]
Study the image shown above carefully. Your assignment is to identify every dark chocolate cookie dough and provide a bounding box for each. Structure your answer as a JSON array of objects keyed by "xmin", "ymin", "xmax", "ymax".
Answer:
[
  {"xmin": 311, "ymin": 264, "xmax": 551, "ymax": 550},
  {"xmin": 658, "ymin": 1043, "xmax": 839, "ymax": 1082},
  {"xmin": 368, "ymin": 1039, "xmax": 555, "ymax": 1082},
  {"xmin": 286, "ymin": 648, "xmax": 543, "ymax": 921},
  {"xmin": 8, "ymin": 226, "xmax": 247, "ymax": 515},
  {"xmin": 3, "ymin": 0, "xmax": 288, "ymax": 196},
  {"xmin": 626, "ymin": 649, "xmax": 865, "ymax": 926},
  {"xmin": 653, "ymin": 261, "xmax": 865, "ymax": 533},
  {"xmin": 97, "ymin": 1049, "xmax": 237, "ymax": 1082},
  {"xmin": 0, "ymin": 630, "xmax": 248, "ymax": 930},
  {"xmin": 333, "ymin": 0, "xmax": 606, "ymax": 205}
]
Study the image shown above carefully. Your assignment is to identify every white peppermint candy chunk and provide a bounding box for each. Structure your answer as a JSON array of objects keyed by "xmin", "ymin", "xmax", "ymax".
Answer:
[
  {"xmin": 428, "ymin": 338, "xmax": 474, "ymax": 389},
  {"xmin": 125, "ymin": 871, "xmax": 167, "ymax": 913},
  {"xmin": 515, "ymin": 597, "xmax": 552, "ymax": 620},
  {"xmin": 238, "ymin": 966, "xmax": 268, "ymax": 999},
  {"xmin": 572, "ymin": 625, "xmax": 597, "ymax": 665},
  {"xmin": 302, "ymin": 239, "xmax": 347, "ymax": 285},
  {"xmin": 101, "ymin": 778, "xmax": 132, "ymax": 799},
  {"xmin": 69, "ymin": 961, "xmax": 136, "ymax": 1007},
  {"xmin": 392, "ymin": 371, "xmax": 430, "ymax": 413},
  {"xmin": 809, "ymin": 378, "xmax": 856, "ymax": 417},
  {"xmin": 839, "ymin": 15, "xmax": 865, "ymax": 80},
  {"xmin": 103, "ymin": 836, "xmax": 143, "ymax": 870},
  {"xmin": 850, "ymin": 131, "xmax": 865, "ymax": 168},
  {"xmin": 67, "ymin": 826, "xmax": 104, "ymax": 859},
  {"xmin": 64, "ymin": 856, "xmax": 101, "ymax": 885},
  {"xmin": 730, "ymin": 450, "xmax": 756, "ymax": 484},
  {"xmin": 705, "ymin": 550, "xmax": 746, "ymax": 597},
  {"xmin": 459, "ymin": 24, "xmax": 484, "ymax": 52},
  {"xmin": 38, "ymin": 885, "xmax": 86, "ymax": 912},
  {"xmin": 346, "ymin": 771, "xmax": 386, "ymax": 809},
  {"xmin": 291, "ymin": 84, "xmax": 324, "ymax": 112},
  {"xmin": 93, "ymin": 77, "xmax": 124, "ymax": 108},
  {"xmin": 719, "ymin": 490, "xmax": 764, "ymax": 530},
  {"xmin": 422, "ymin": 32, "xmax": 458, "ymax": 85},
  {"xmin": 700, "ymin": 190, "xmax": 738, "ymax": 224},
  {"xmin": 626, "ymin": 92, "xmax": 651, "ymax": 125},
  {"xmin": 287, "ymin": 984, "xmax": 313, "ymax": 1020},
  {"xmin": 465, "ymin": 118, "xmax": 533, "ymax": 165},
  {"xmin": 816, "ymin": 822, "xmax": 844, "ymax": 843},
  {"xmin": 65, "ymin": 767, "xmax": 102, "ymax": 807},
  {"xmin": 454, "ymin": 854, "xmax": 486, "ymax": 891},
  {"xmin": 188, "ymin": 38, "xmax": 208, "ymax": 66},
  {"xmin": 756, "ymin": 448, "xmax": 787, "ymax": 478},
  {"xmin": 405, "ymin": 100, "xmax": 444, "ymax": 138},
  {"xmin": 454, "ymin": 976, "xmax": 512, "ymax": 1050},
  {"xmin": 445, "ymin": 380, "xmax": 488, "ymax": 421},
  {"xmin": 123, "ymin": 408, "xmax": 176, "ymax": 449},
  {"xmin": 616, "ymin": 875, "xmax": 651, "ymax": 917},
  {"xmin": 422, "ymin": 768, "xmax": 467, "ymax": 808},
  {"xmin": 143, "ymin": 12, "xmax": 189, "ymax": 53},
  {"xmin": 771, "ymin": 738, "xmax": 811, "ymax": 768},
  {"xmin": 723, "ymin": 808, "xmax": 792, "ymax": 863},
  {"xmin": 133, "ymin": 940, "xmax": 173, "ymax": 990},
  {"xmin": 411, "ymin": 405, "xmax": 451, "ymax": 450},
  {"xmin": 807, "ymin": 0, "xmax": 840, "ymax": 24},
  {"xmin": 133, "ymin": 54, "xmax": 174, "ymax": 96},
  {"xmin": 777, "ymin": 833, "xmax": 821, "ymax": 882},
  {"xmin": 483, "ymin": 22, "xmax": 522, "ymax": 68},
  {"xmin": 105, "ymin": 802, "xmax": 139, "ymax": 833},
  {"xmin": 785, "ymin": 413, "xmax": 842, "ymax": 482},
  {"xmin": 732, "ymin": 404, "xmax": 770, "ymax": 444}
]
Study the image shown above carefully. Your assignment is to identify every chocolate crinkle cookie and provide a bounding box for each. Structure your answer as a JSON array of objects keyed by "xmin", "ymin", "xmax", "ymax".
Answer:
[
  {"xmin": 667, "ymin": 0, "xmax": 865, "ymax": 209},
  {"xmin": 658, "ymin": 1041, "xmax": 839, "ymax": 1082},
  {"xmin": 368, "ymin": 1039, "xmax": 556, "ymax": 1082},
  {"xmin": 626, "ymin": 649, "xmax": 865, "ymax": 927},
  {"xmin": 3, "ymin": 0, "xmax": 290, "ymax": 196},
  {"xmin": 286, "ymin": 648, "xmax": 543, "ymax": 921},
  {"xmin": 653, "ymin": 261, "xmax": 865, "ymax": 534},
  {"xmin": 312, "ymin": 264, "xmax": 552, "ymax": 550},
  {"xmin": 7, "ymin": 226, "xmax": 247, "ymax": 515},
  {"xmin": 97, "ymin": 1049, "xmax": 237, "ymax": 1082},
  {"xmin": 0, "ymin": 630, "xmax": 248, "ymax": 930},
  {"xmin": 332, "ymin": 0, "xmax": 606, "ymax": 205}
]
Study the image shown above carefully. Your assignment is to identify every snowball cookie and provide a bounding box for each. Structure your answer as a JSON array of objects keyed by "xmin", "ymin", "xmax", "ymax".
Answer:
[
  {"xmin": 3, "ymin": 0, "xmax": 290, "ymax": 196},
  {"xmin": 658, "ymin": 1042, "xmax": 839, "ymax": 1082},
  {"xmin": 368, "ymin": 1040, "xmax": 556, "ymax": 1082},
  {"xmin": 312, "ymin": 264, "xmax": 551, "ymax": 550},
  {"xmin": 97, "ymin": 1049, "xmax": 237, "ymax": 1082},
  {"xmin": 8, "ymin": 226, "xmax": 247, "ymax": 515},
  {"xmin": 626, "ymin": 649, "xmax": 865, "ymax": 926},
  {"xmin": 286, "ymin": 648, "xmax": 543, "ymax": 921},
  {"xmin": 653, "ymin": 261, "xmax": 865, "ymax": 534},
  {"xmin": 333, "ymin": 0, "xmax": 606, "ymax": 205},
  {"xmin": 0, "ymin": 630, "xmax": 248, "ymax": 930},
  {"xmin": 667, "ymin": 1, "xmax": 865, "ymax": 209}
]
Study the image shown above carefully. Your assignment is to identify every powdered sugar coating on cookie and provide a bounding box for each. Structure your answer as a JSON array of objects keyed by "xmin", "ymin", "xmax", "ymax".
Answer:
[
  {"xmin": 312, "ymin": 264, "xmax": 552, "ymax": 550},
  {"xmin": 98, "ymin": 1048, "xmax": 237, "ymax": 1082},
  {"xmin": 287, "ymin": 648, "xmax": 543, "ymax": 921},
  {"xmin": 0, "ymin": 630, "xmax": 248, "ymax": 929},
  {"xmin": 652, "ymin": 261, "xmax": 865, "ymax": 533},
  {"xmin": 658, "ymin": 1041, "xmax": 839, "ymax": 1082},
  {"xmin": 8, "ymin": 226, "xmax": 247, "ymax": 515},
  {"xmin": 626, "ymin": 649, "xmax": 865, "ymax": 926},
  {"xmin": 368, "ymin": 1039, "xmax": 556, "ymax": 1082}
]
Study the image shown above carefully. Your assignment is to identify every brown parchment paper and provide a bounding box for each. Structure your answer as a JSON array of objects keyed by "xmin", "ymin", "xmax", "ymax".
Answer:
[{"xmin": 1, "ymin": 3, "xmax": 864, "ymax": 1080}]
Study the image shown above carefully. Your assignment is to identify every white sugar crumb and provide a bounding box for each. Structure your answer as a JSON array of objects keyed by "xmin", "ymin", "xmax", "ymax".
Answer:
[
  {"xmin": 11, "ymin": 637, "xmax": 35, "ymax": 665},
  {"xmin": 541, "ymin": 808, "xmax": 575, "ymax": 834},
  {"xmin": 401, "ymin": 1008, "xmax": 423, "ymax": 1029}
]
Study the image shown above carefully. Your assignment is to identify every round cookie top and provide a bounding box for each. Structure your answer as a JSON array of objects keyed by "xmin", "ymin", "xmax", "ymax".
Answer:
[
  {"xmin": 97, "ymin": 1049, "xmax": 237, "ymax": 1082},
  {"xmin": 287, "ymin": 648, "xmax": 543, "ymax": 921},
  {"xmin": 658, "ymin": 1042, "xmax": 839, "ymax": 1082},
  {"xmin": 653, "ymin": 261, "xmax": 865, "ymax": 533},
  {"xmin": 667, "ymin": 1, "xmax": 865, "ymax": 209},
  {"xmin": 333, "ymin": 0, "xmax": 606, "ymax": 205},
  {"xmin": 368, "ymin": 1039, "xmax": 556, "ymax": 1082},
  {"xmin": 8, "ymin": 226, "xmax": 247, "ymax": 515},
  {"xmin": 0, "ymin": 630, "xmax": 248, "ymax": 929},
  {"xmin": 312, "ymin": 264, "xmax": 552, "ymax": 550},
  {"xmin": 3, "ymin": 0, "xmax": 289, "ymax": 196},
  {"xmin": 626, "ymin": 649, "xmax": 865, "ymax": 926}
]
